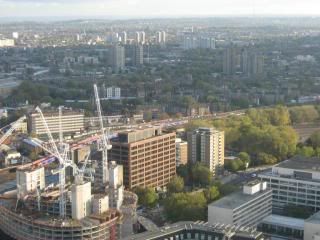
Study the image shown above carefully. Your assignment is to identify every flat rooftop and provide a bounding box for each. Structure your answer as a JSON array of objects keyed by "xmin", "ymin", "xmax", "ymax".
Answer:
[
  {"xmin": 261, "ymin": 214, "xmax": 304, "ymax": 230},
  {"xmin": 275, "ymin": 156, "xmax": 320, "ymax": 172},
  {"xmin": 122, "ymin": 221, "xmax": 261, "ymax": 240},
  {"xmin": 306, "ymin": 211, "xmax": 320, "ymax": 224},
  {"xmin": 209, "ymin": 188, "xmax": 271, "ymax": 210}
]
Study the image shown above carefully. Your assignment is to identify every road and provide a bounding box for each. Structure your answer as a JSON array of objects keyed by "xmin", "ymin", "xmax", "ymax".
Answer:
[{"xmin": 221, "ymin": 166, "xmax": 272, "ymax": 185}]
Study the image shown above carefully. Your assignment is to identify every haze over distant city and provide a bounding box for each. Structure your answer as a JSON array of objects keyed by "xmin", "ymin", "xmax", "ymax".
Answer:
[{"xmin": 0, "ymin": 0, "xmax": 320, "ymax": 19}]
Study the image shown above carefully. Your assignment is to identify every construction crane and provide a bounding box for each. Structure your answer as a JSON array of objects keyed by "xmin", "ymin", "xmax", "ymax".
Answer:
[
  {"xmin": 0, "ymin": 116, "xmax": 26, "ymax": 146},
  {"xmin": 32, "ymin": 107, "xmax": 69, "ymax": 219},
  {"xmin": 73, "ymin": 151, "xmax": 93, "ymax": 184},
  {"xmin": 93, "ymin": 84, "xmax": 112, "ymax": 186}
]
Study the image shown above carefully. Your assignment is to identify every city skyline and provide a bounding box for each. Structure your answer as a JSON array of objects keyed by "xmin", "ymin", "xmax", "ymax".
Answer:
[{"xmin": 0, "ymin": 0, "xmax": 320, "ymax": 18}]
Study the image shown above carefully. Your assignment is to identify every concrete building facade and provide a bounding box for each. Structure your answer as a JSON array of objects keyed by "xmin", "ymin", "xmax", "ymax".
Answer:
[
  {"xmin": 176, "ymin": 138, "xmax": 188, "ymax": 166},
  {"xmin": 27, "ymin": 110, "xmax": 85, "ymax": 136},
  {"xmin": 259, "ymin": 157, "xmax": 320, "ymax": 213},
  {"xmin": 109, "ymin": 127, "xmax": 176, "ymax": 189},
  {"xmin": 111, "ymin": 45, "xmax": 125, "ymax": 73},
  {"xmin": 208, "ymin": 181, "xmax": 272, "ymax": 227},
  {"xmin": 187, "ymin": 127, "xmax": 224, "ymax": 175}
]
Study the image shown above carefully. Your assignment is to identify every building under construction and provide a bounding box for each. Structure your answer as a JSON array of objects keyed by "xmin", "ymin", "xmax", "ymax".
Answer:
[{"xmin": 0, "ymin": 85, "xmax": 138, "ymax": 240}]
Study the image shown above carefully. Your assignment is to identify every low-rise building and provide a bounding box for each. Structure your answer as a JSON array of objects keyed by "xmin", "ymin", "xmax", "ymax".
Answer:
[
  {"xmin": 259, "ymin": 156, "xmax": 320, "ymax": 213},
  {"xmin": 27, "ymin": 109, "xmax": 85, "ymax": 136},
  {"xmin": 123, "ymin": 221, "xmax": 265, "ymax": 240},
  {"xmin": 304, "ymin": 211, "xmax": 320, "ymax": 240},
  {"xmin": 208, "ymin": 181, "xmax": 272, "ymax": 227}
]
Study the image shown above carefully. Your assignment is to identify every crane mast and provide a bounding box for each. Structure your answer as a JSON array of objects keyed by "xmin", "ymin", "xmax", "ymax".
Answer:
[
  {"xmin": 93, "ymin": 84, "xmax": 111, "ymax": 187},
  {"xmin": 34, "ymin": 107, "xmax": 67, "ymax": 218}
]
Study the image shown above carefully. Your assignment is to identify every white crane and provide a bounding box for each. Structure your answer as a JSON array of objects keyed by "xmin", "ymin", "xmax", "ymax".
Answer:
[
  {"xmin": 93, "ymin": 84, "xmax": 112, "ymax": 187},
  {"xmin": 32, "ymin": 106, "xmax": 69, "ymax": 218},
  {"xmin": 0, "ymin": 116, "xmax": 26, "ymax": 146}
]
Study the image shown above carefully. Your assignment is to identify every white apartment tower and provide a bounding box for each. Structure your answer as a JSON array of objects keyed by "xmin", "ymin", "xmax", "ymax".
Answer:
[
  {"xmin": 119, "ymin": 31, "xmax": 127, "ymax": 44},
  {"xmin": 108, "ymin": 161, "xmax": 124, "ymax": 210},
  {"xmin": 187, "ymin": 127, "xmax": 224, "ymax": 175}
]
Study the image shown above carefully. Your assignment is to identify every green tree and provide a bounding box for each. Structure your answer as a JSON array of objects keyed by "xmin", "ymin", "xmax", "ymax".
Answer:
[
  {"xmin": 238, "ymin": 152, "xmax": 250, "ymax": 168},
  {"xmin": 309, "ymin": 131, "xmax": 320, "ymax": 148},
  {"xmin": 256, "ymin": 152, "xmax": 278, "ymax": 165},
  {"xmin": 167, "ymin": 176, "xmax": 184, "ymax": 194},
  {"xmin": 204, "ymin": 186, "xmax": 220, "ymax": 203},
  {"xmin": 191, "ymin": 163, "xmax": 212, "ymax": 186},
  {"xmin": 164, "ymin": 192, "xmax": 207, "ymax": 221},
  {"xmin": 296, "ymin": 146, "xmax": 315, "ymax": 157},
  {"xmin": 289, "ymin": 105, "xmax": 319, "ymax": 124},
  {"xmin": 134, "ymin": 187, "xmax": 158, "ymax": 208}
]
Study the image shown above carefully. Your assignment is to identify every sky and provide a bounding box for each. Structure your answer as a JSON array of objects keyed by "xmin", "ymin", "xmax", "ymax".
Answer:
[{"xmin": 0, "ymin": 0, "xmax": 320, "ymax": 18}]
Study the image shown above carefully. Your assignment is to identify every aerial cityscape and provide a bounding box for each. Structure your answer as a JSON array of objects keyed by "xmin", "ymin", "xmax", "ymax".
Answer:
[{"xmin": 1, "ymin": 1, "xmax": 320, "ymax": 240}]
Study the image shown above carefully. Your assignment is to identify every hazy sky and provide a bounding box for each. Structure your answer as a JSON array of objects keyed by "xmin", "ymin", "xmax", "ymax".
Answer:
[{"xmin": 0, "ymin": 0, "xmax": 320, "ymax": 18}]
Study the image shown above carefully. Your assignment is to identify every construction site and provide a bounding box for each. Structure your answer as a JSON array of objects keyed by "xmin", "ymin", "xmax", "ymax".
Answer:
[{"xmin": 0, "ymin": 84, "xmax": 138, "ymax": 240}]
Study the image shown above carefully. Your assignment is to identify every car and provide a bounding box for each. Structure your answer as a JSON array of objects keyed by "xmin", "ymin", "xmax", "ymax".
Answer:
[{"xmin": 251, "ymin": 173, "xmax": 257, "ymax": 178}]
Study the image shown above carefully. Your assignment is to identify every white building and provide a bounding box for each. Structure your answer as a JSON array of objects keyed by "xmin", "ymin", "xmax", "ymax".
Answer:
[
  {"xmin": 27, "ymin": 109, "xmax": 85, "ymax": 136},
  {"xmin": 156, "ymin": 31, "xmax": 166, "ymax": 44},
  {"xmin": 0, "ymin": 39, "xmax": 15, "ymax": 47},
  {"xmin": 187, "ymin": 127, "xmax": 224, "ymax": 175},
  {"xmin": 119, "ymin": 31, "xmax": 127, "ymax": 44},
  {"xmin": 16, "ymin": 166, "xmax": 45, "ymax": 199},
  {"xmin": 134, "ymin": 32, "xmax": 140, "ymax": 44},
  {"xmin": 208, "ymin": 181, "xmax": 272, "ymax": 227},
  {"xmin": 92, "ymin": 194, "xmax": 109, "ymax": 215},
  {"xmin": 71, "ymin": 181, "xmax": 92, "ymax": 220},
  {"xmin": 259, "ymin": 156, "xmax": 320, "ymax": 213},
  {"xmin": 140, "ymin": 31, "xmax": 146, "ymax": 45},
  {"xmin": 106, "ymin": 87, "xmax": 121, "ymax": 99},
  {"xmin": 0, "ymin": 109, "xmax": 8, "ymax": 119},
  {"xmin": 108, "ymin": 161, "xmax": 124, "ymax": 210},
  {"xmin": 12, "ymin": 32, "xmax": 19, "ymax": 39}
]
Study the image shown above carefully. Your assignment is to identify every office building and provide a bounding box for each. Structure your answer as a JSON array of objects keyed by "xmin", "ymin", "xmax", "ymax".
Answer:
[
  {"xmin": 16, "ymin": 166, "xmax": 45, "ymax": 199},
  {"xmin": 123, "ymin": 221, "xmax": 265, "ymax": 240},
  {"xmin": 259, "ymin": 156, "xmax": 320, "ymax": 213},
  {"xmin": 27, "ymin": 109, "xmax": 85, "ymax": 136},
  {"xmin": 208, "ymin": 181, "xmax": 272, "ymax": 227},
  {"xmin": 187, "ymin": 127, "xmax": 224, "ymax": 175},
  {"xmin": 223, "ymin": 46, "xmax": 238, "ymax": 75},
  {"xmin": 111, "ymin": 44, "xmax": 125, "ymax": 73},
  {"xmin": 106, "ymin": 86, "xmax": 121, "ymax": 99},
  {"xmin": 258, "ymin": 214, "xmax": 304, "ymax": 239},
  {"xmin": 109, "ymin": 127, "xmax": 176, "ymax": 189},
  {"xmin": 176, "ymin": 138, "xmax": 188, "ymax": 166}
]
